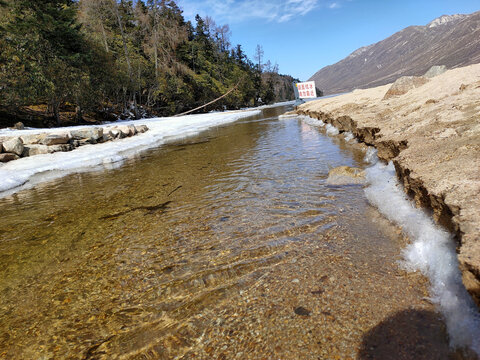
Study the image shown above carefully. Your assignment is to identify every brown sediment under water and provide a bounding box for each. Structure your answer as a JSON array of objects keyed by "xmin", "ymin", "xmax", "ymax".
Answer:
[{"xmin": 0, "ymin": 106, "xmax": 457, "ymax": 359}]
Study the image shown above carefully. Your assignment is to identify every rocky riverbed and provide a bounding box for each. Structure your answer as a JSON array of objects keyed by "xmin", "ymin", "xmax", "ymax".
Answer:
[{"xmin": 296, "ymin": 63, "xmax": 480, "ymax": 306}]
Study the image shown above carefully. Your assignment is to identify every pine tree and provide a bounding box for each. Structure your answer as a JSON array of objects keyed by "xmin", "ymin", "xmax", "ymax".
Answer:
[{"xmin": 1, "ymin": 0, "xmax": 90, "ymax": 124}]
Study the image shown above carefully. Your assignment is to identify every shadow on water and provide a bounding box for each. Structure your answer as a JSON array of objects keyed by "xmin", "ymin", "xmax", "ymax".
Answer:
[
  {"xmin": 99, "ymin": 200, "xmax": 172, "ymax": 220},
  {"xmin": 358, "ymin": 309, "xmax": 475, "ymax": 360}
]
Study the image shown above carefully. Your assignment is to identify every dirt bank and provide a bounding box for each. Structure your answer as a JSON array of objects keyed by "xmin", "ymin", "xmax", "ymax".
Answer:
[{"xmin": 296, "ymin": 63, "xmax": 480, "ymax": 305}]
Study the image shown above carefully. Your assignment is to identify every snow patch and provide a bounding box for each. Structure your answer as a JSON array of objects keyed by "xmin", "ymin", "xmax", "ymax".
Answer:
[
  {"xmin": 343, "ymin": 131, "xmax": 355, "ymax": 142},
  {"xmin": 363, "ymin": 147, "xmax": 378, "ymax": 164},
  {"xmin": 301, "ymin": 115, "xmax": 325, "ymax": 127},
  {"xmin": 278, "ymin": 113, "xmax": 298, "ymax": 120},
  {"xmin": 325, "ymin": 123, "xmax": 339, "ymax": 136}
]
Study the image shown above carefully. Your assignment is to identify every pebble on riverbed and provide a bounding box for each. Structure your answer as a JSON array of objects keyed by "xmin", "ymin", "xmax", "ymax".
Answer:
[{"xmin": 294, "ymin": 306, "xmax": 311, "ymax": 316}]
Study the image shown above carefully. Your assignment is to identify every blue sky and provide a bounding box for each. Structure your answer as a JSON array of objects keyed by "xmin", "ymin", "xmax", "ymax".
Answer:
[{"xmin": 176, "ymin": 0, "xmax": 480, "ymax": 81}]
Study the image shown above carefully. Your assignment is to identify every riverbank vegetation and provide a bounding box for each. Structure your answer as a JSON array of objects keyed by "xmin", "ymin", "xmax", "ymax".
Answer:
[{"xmin": 0, "ymin": 0, "xmax": 298, "ymax": 128}]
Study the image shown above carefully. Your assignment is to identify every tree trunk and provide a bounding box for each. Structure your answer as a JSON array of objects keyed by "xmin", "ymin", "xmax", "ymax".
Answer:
[
  {"xmin": 75, "ymin": 105, "xmax": 83, "ymax": 123},
  {"xmin": 53, "ymin": 103, "xmax": 60, "ymax": 126},
  {"xmin": 100, "ymin": 22, "xmax": 109, "ymax": 53},
  {"xmin": 154, "ymin": 31, "xmax": 158, "ymax": 78},
  {"xmin": 153, "ymin": 0, "xmax": 159, "ymax": 79},
  {"xmin": 110, "ymin": 0, "xmax": 131, "ymax": 77}
]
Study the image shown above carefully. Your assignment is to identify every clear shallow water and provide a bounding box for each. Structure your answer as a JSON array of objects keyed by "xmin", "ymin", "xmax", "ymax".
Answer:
[{"xmin": 0, "ymin": 106, "xmax": 459, "ymax": 359}]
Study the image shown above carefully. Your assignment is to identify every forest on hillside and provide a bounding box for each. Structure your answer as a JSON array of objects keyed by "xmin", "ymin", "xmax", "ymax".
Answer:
[{"xmin": 0, "ymin": 0, "xmax": 298, "ymax": 128}]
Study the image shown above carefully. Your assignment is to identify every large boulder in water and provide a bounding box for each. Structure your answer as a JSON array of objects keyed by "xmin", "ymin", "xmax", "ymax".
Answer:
[{"xmin": 326, "ymin": 166, "xmax": 365, "ymax": 185}]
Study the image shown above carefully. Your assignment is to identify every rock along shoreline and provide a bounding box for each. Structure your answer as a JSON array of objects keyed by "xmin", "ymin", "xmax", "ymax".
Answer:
[
  {"xmin": 0, "ymin": 124, "xmax": 149, "ymax": 163},
  {"xmin": 296, "ymin": 63, "xmax": 480, "ymax": 305}
]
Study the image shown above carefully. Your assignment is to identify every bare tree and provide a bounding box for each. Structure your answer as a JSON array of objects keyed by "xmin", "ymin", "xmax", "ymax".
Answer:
[
  {"xmin": 216, "ymin": 24, "xmax": 231, "ymax": 52},
  {"xmin": 254, "ymin": 44, "xmax": 264, "ymax": 72},
  {"xmin": 204, "ymin": 15, "xmax": 216, "ymax": 38},
  {"xmin": 109, "ymin": 0, "xmax": 132, "ymax": 79},
  {"xmin": 272, "ymin": 62, "xmax": 279, "ymax": 74},
  {"xmin": 264, "ymin": 60, "xmax": 272, "ymax": 73},
  {"xmin": 78, "ymin": 0, "xmax": 112, "ymax": 53}
]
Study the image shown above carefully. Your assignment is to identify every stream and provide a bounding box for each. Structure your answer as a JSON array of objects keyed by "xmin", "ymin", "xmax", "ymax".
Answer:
[{"xmin": 0, "ymin": 105, "xmax": 456, "ymax": 359}]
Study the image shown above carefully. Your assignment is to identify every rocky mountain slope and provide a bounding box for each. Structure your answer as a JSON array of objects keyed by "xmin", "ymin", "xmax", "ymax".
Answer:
[{"xmin": 309, "ymin": 11, "xmax": 480, "ymax": 94}]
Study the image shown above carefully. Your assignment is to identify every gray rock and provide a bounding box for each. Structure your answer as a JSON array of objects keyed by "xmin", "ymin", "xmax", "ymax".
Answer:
[
  {"xmin": 70, "ymin": 128, "xmax": 103, "ymax": 142},
  {"xmin": 110, "ymin": 128, "xmax": 125, "ymax": 139},
  {"xmin": 2, "ymin": 137, "xmax": 24, "ymax": 156},
  {"xmin": 383, "ymin": 76, "xmax": 429, "ymax": 99},
  {"xmin": 13, "ymin": 122, "xmax": 24, "ymax": 130},
  {"xmin": 102, "ymin": 132, "xmax": 113, "ymax": 142},
  {"xmin": 0, "ymin": 153, "xmax": 19, "ymax": 162},
  {"xmin": 22, "ymin": 144, "xmax": 49, "ymax": 157},
  {"xmin": 117, "ymin": 125, "xmax": 133, "ymax": 137},
  {"xmin": 20, "ymin": 133, "xmax": 47, "ymax": 145},
  {"xmin": 128, "ymin": 124, "xmax": 137, "ymax": 136},
  {"xmin": 41, "ymin": 133, "xmax": 71, "ymax": 146},
  {"xmin": 135, "ymin": 124, "xmax": 149, "ymax": 133},
  {"xmin": 0, "ymin": 142, "xmax": 3, "ymax": 153},
  {"xmin": 72, "ymin": 139, "xmax": 92, "ymax": 147},
  {"xmin": 47, "ymin": 144, "xmax": 73, "ymax": 153},
  {"xmin": 424, "ymin": 65, "xmax": 447, "ymax": 78}
]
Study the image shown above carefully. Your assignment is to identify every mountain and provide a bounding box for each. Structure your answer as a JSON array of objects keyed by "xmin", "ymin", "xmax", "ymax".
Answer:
[{"xmin": 309, "ymin": 11, "xmax": 480, "ymax": 94}]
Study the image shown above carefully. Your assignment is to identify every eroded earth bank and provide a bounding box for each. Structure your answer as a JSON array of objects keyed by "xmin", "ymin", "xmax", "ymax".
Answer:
[{"xmin": 296, "ymin": 63, "xmax": 480, "ymax": 305}]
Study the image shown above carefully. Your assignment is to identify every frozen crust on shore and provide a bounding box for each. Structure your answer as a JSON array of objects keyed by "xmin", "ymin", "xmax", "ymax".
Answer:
[{"xmin": 297, "ymin": 63, "xmax": 480, "ymax": 304}]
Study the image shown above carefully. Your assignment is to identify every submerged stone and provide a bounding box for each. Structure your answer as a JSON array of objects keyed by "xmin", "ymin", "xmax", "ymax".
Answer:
[
  {"xmin": 294, "ymin": 306, "xmax": 311, "ymax": 316},
  {"xmin": 326, "ymin": 166, "xmax": 365, "ymax": 185}
]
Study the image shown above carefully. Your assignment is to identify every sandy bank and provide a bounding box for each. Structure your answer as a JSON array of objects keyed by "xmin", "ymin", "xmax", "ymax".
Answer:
[{"xmin": 296, "ymin": 63, "xmax": 480, "ymax": 305}]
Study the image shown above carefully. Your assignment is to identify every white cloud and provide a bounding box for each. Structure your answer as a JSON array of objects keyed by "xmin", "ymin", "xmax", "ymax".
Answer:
[
  {"xmin": 329, "ymin": 2, "xmax": 340, "ymax": 9},
  {"xmin": 177, "ymin": 0, "xmax": 320, "ymax": 24}
]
